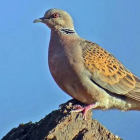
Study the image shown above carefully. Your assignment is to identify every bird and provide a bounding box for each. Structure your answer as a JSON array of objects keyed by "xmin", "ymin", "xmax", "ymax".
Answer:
[{"xmin": 34, "ymin": 8, "xmax": 140, "ymax": 120}]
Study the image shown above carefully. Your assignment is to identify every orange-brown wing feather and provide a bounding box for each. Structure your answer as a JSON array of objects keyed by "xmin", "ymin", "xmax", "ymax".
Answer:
[{"xmin": 82, "ymin": 40, "xmax": 140, "ymax": 101}]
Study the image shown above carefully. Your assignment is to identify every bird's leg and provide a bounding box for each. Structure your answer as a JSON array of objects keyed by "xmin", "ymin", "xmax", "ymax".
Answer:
[{"xmin": 71, "ymin": 103, "xmax": 98, "ymax": 120}]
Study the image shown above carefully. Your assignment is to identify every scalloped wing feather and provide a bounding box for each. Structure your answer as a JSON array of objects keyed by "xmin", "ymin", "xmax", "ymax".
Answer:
[{"xmin": 82, "ymin": 40, "xmax": 140, "ymax": 101}]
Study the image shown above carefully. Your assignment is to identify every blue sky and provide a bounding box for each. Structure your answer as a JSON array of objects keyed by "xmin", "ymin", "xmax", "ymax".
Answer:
[{"xmin": 0, "ymin": 0, "xmax": 140, "ymax": 139}]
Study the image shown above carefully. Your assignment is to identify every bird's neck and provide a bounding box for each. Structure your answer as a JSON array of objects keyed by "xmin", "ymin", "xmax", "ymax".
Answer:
[{"xmin": 50, "ymin": 27, "xmax": 79, "ymax": 48}]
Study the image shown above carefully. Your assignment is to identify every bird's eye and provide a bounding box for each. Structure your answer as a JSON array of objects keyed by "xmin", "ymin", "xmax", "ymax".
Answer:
[{"xmin": 52, "ymin": 13, "xmax": 60, "ymax": 18}]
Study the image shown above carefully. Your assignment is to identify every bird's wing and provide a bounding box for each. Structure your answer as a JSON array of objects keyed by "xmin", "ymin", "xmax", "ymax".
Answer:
[{"xmin": 81, "ymin": 40, "xmax": 140, "ymax": 101}]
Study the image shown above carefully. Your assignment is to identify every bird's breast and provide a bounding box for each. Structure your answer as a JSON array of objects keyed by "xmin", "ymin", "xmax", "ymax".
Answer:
[{"xmin": 48, "ymin": 39, "xmax": 97, "ymax": 104}]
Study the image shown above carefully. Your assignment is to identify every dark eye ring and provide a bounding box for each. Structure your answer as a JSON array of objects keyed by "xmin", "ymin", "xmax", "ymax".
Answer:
[{"xmin": 52, "ymin": 13, "xmax": 60, "ymax": 18}]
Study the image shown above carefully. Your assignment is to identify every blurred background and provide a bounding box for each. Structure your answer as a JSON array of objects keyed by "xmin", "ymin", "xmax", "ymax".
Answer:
[{"xmin": 0, "ymin": 0, "xmax": 140, "ymax": 139}]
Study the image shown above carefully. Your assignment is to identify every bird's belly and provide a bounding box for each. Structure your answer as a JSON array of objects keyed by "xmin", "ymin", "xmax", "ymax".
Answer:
[{"xmin": 48, "ymin": 53, "xmax": 97, "ymax": 104}]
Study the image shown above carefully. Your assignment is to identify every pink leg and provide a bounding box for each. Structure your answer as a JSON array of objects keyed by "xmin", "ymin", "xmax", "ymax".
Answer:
[{"xmin": 71, "ymin": 103, "xmax": 98, "ymax": 120}]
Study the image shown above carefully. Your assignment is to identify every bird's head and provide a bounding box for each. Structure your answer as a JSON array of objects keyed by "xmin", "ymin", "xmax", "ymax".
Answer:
[{"xmin": 33, "ymin": 8, "xmax": 74, "ymax": 30}]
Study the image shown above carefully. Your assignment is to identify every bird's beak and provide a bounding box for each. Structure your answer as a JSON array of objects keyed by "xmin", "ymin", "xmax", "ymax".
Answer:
[{"xmin": 33, "ymin": 17, "xmax": 45, "ymax": 23}]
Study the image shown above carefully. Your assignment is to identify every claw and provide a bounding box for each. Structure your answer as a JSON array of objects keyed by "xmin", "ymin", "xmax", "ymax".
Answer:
[{"xmin": 71, "ymin": 103, "xmax": 98, "ymax": 120}]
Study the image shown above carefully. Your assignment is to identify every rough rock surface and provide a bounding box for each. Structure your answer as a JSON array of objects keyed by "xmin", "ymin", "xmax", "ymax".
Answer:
[{"xmin": 2, "ymin": 99, "xmax": 122, "ymax": 140}]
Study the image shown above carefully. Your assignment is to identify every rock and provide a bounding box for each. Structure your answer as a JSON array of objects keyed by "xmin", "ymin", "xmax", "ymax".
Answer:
[{"xmin": 2, "ymin": 99, "xmax": 122, "ymax": 140}]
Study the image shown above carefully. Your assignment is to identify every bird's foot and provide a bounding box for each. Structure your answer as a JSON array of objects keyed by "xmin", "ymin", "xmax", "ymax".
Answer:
[{"xmin": 71, "ymin": 103, "xmax": 98, "ymax": 120}]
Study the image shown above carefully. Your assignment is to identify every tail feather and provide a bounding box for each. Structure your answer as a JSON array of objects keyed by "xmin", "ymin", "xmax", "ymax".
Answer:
[{"xmin": 126, "ymin": 75, "xmax": 140, "ymax": 101}]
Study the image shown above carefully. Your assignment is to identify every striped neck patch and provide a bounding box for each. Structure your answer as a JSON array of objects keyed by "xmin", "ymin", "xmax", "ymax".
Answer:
[{"xmin": 60, "ymin": 28, "xmax": 76, "ymax": 35}]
